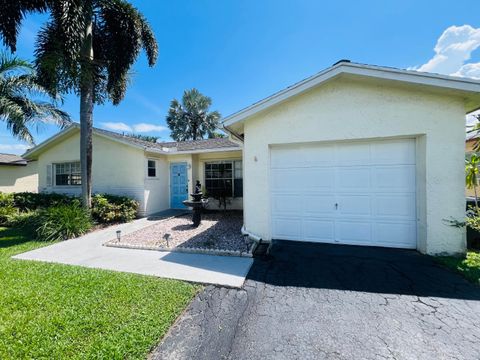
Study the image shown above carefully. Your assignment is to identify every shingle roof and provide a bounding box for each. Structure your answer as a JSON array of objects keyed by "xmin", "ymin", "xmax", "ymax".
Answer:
[
  {"xmin": 0, "ymin": 153, "xmax": 28, "ymax": 166},
  {"xmin": 94, "ymin": 127, "xmax": 240, "ymax": 152}
]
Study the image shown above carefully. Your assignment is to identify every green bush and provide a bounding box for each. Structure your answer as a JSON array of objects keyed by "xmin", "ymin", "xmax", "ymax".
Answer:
[
  {"xmin": 13, "ymin": 192, "xmax": 74, "ymax": 211},
  {"xmin": 0, "ymin": 205, "xmax": 17, "ymax": 226},
  {"xmin": 91, "ymin": 194, "xmax": 138, "ymax": 224},
  {"xmin": 0, "ymin": 192, "xmax": 14, "ymax": 206},
  {"xmin": 35, "ymin": 203, "xmax": 92, "ymax": 241}
]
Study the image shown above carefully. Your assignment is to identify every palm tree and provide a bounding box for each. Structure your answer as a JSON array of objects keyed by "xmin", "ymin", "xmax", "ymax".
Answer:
[
  {"xmin": 0, "ymin": 0, "xmax": 158, "ymax": 207},
  {"xmin": 166, "ymin": 88, "xmax": 220, "ymax": 141},
  {"xmin": 466, "ymin": 153, "xmax": 480, "ymax": 210},
  {"xmin": 0, "ymin": 52, "xmax": 70, "ymax": 144}
]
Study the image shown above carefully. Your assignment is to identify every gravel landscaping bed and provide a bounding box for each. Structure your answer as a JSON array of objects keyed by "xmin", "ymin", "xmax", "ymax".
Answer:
[{"xmin": 105, "ymin": 211, "xmax": 250, "ymax": 256}]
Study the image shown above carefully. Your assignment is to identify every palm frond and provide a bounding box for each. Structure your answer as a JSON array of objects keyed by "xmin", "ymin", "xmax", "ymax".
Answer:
[
  {"xmin": 97, "ymin": 0, "xmax": 157, "ymax": 104},
  {"xmin": 0, "ymin": 0, "xmax": 49, "ymax": 51}
]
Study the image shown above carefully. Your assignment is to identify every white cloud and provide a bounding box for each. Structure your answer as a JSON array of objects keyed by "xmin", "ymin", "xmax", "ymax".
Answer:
[
  {"xmin": 132, "ymin": 123, "xmax": 167, "ymax": 133},
  {"xmin": 415, "ymin": 25, "xmax": 480, "ymax": 79},
  {"xmin": 131, "ymin": 92, "xmax": 163, "ymax": 116},
  {"xmin": 100, "ymin": 122, "xmax": 132, "ymax": 132},
  {"xmin": 100, "ymin": 122, "xmax": 167, "ymax": 133},
  {"xmin": 0, "ymin": 143, "xmax": 31, "ymax": 154}
]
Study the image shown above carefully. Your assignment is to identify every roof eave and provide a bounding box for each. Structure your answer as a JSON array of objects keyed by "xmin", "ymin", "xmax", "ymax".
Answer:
[{"xmin": 222, "ymin": 62, "xmax": 480, "ymax": 127}]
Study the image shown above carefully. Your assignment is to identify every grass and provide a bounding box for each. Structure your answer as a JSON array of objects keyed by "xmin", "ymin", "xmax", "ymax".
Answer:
[
  {"xmin": 436, "ymin": 251, "xmax": 480, "ymax": 284},
  {"xmin": 0, "ymin": 227, "xmax": 200, "ymax": 359}
]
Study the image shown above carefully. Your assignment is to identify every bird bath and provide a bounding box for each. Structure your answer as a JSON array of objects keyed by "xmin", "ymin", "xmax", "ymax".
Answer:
[{"xmin": 183, "ymin": 192, "xmax": 208, "ymax": 227}]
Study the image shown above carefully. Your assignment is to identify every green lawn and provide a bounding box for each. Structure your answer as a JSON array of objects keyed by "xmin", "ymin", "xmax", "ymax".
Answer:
[
  {"xmin": 436, "ymin": 251, "xmax": 480, "ymax": 284},
  {"xmin": 0, "ymin": 227, "xmax": 199, "ymax": 359}
]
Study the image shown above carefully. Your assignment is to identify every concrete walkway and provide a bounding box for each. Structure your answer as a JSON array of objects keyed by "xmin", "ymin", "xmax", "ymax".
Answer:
[{"xmin": 13, "ymin": 210, "xmax": 253, "ymax": 288}]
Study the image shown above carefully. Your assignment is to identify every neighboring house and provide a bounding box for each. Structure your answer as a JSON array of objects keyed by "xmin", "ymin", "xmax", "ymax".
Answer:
[
  {"xmin": 223, "ymin": 60, "xmax": 480, "ymax": 255},
  {"xmin": 0, "ymin": 153, "xmax": 38, "ymax": 193},
  {"xmin": 21, "ymin": 124, "xmax": 242, "ymax": 216}
]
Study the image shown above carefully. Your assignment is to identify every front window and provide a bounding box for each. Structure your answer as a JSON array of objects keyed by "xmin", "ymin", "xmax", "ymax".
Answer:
[
  {"xmin": 205, "ymin": 160, "xmax": 242, "ymax": 198},
  {"xmin": 54, "ymin": 162, "xmax": 81, "ymax": 186},
  {"xmin": 147, "ymin": 160, "xmax": 156, "ymax": 177}
]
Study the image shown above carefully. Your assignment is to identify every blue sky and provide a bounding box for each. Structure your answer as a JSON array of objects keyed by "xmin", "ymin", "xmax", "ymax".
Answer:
[{"xmin": 1, "ymin": 0, "xmax": 480, "ymax": 154}]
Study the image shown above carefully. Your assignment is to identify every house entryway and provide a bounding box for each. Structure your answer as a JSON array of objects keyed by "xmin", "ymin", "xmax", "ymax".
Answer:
[{"xmin": 170, "ymin": 162, "xmax": 188, "ymax": 209}]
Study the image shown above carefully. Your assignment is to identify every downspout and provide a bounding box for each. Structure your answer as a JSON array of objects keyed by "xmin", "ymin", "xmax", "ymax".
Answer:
[
  {"xmin": 241, "ymin": 225, "xmax": 262, "ymax": 243},
  {"xmin": 241, "ymin": 225, "xmax": 265, "ymax": 256}
]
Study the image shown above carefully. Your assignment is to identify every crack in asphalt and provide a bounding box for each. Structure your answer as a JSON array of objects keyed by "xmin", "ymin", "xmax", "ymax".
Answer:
[{"xmin": 150, "ymin": 242, "xmax": 480, "ymax": 360}]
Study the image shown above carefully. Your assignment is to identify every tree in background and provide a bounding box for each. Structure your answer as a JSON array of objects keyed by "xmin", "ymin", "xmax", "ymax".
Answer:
[
  {"xmin": 0, "ymin": 52, "xmax": 70, "ymax": 143},
  {"xmin": 0, "ymin": 0, "xmax": 158, "ymax": 207},
  {"xmin": 166, "ymin": 88, "xmax": 220, "ymax": 141},
  {"xmin": 466, "ymin": 153, "xmax": 480, "ymax": 210},
  {"xmin": 128, "ymin": 134, "xmax": 159, "ymax": 143}
]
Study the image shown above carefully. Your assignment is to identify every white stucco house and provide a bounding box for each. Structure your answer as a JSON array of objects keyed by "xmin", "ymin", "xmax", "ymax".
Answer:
[
  {"xmin": 4, "ymin": 60, "xmax": 480, "ymax": 255},
  {"xmin": 0, "ymin": 153, "xmax": 38, "ymax": 193},
  {"xmin": 19, "ymin": 124, "xmax": 243, "ymax": 216},
  {"xmin": 223, "ymin": 60, "xmax": 480, "ymax": 256}
]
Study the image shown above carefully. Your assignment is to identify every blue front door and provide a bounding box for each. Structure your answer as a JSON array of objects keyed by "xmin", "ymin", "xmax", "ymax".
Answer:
[{"xmin": 170, "ymin": 162, "xmax": 188, "ymax": 209}]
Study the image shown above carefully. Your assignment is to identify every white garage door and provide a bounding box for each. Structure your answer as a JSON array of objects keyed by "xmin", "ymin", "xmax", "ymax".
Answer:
[{"xmin": 270, "ymin": 139, "xmax": 417, "ymax": 249}]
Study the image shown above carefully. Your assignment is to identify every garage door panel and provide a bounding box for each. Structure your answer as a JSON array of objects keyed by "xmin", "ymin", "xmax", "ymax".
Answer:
[
  {"xmin": 301, "ymin": 144, "xmax": 335, "ymax": 167},
  {"xmin": 272, "ymin": 217, "xmax": 302, "ymax": 239},
  {"xmin": 336, "ymin": 221, "xmax": 372, "ymax": 244},
  {"xmin": 374, "ymin": 194, "xmax": 416, "ymax": 220},
  {"xmin": 371, "ymin": 139, "xmax": 415, "ymax": 165},
  {"xmin": 372, "ymin": 165, "xmax": 415, "ymax": 192},
  {"xmin": 304, "ymin": 194, "xmax": 337, "ymax": 215},
  {"xmin": 271, "ymin": 193, "xmax": 302, "ymax": 215},
  {"xmin": 303, "ymin": 168, "xmax": 335, "ymax": 190},
  {"xmin": 303, "ymin": 219, "xmax": 335, "ymax": 242},
  {"xmin": 373, "ymin": 222, "xmax": 417, "ymax": 248},
  {"xmin": 336, "ymin": 142, "xmax": 371, "ymax": 165},
  {"xmin": 337, "ymin": 167, "xmax": 371, "ymax": 190},
  {"xmin": 271, "ymin": 144, "xmax": 335, "ymax": 168},
  {"xmin": 337, "ymin": 195, "xmax": 372, "ymax": 216},
  {"xmin": 270, "ymin": 147, "xmax": 306, "ymax": 168},
  {"xmin": 271, "ymin": 168, "xmax": 301, "ymax": 191}
]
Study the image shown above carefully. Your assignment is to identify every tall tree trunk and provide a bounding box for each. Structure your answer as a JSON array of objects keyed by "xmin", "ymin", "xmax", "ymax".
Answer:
[{"xmin": 80, "ymin": 4, "xmax": 94, "ymax": 208}]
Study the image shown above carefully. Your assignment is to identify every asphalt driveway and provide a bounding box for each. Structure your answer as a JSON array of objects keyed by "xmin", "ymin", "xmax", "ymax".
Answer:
[{"xmin": 151, "ymin": 241, "xmax": 480, "ymax": 360}]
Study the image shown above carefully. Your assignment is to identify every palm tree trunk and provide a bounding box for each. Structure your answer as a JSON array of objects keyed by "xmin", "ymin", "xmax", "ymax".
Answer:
[{"xmin": 80, "ymin": 4, "xmax": 94, "ymax": 208}]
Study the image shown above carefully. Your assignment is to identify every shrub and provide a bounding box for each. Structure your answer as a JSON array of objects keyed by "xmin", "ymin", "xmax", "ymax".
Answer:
[
  {"xmin": 91, "ymin": 194, "xmax": 138, "ymax": 224},
  {"xmin": 35, "ymin": 202, "xmax": 92, "ymax": 241},
  {"xmin": 0, "ymin": 192, "xmax": 14, "ymax": 207},
  {"xmin": 13, "ymin": 192, "xmax": 74, "ymax": 211},
  {"xmin": 0, "ymin": 205, "xmax": 17, "ymax": 226}
]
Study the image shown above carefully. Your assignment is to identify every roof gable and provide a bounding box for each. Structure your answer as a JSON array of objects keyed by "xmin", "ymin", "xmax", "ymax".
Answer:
[{"xmin": 223, "ymin": 61, "xmax": 480, "ymax": 130}]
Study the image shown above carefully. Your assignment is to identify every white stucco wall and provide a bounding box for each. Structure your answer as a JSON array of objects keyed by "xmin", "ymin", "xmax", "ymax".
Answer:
[
  {"xmin": 242, "ymin": 78, "xmax": 466, "ymax": 255},
  {"xmin": 0, "ymin": 161, "xmax": 38, "ymax": 193},
  {"xmin": 37, "ymin": 131, "xmax": 147, "ymax": 213},
  {"xmin": 144, "ymin": 153, "xmax": 169, "ymax": 215}
]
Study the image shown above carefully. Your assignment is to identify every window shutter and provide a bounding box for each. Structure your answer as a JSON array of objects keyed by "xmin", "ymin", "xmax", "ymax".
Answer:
[{"xmin": 46, "ymin": 164, "xmax": 53, "ymax": 187}]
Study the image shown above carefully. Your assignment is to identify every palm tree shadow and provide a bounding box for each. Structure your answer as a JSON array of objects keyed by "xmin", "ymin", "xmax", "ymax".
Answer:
[{"xmin": 0, "ymin": 228, "xmax": 35, "ymax": 249}]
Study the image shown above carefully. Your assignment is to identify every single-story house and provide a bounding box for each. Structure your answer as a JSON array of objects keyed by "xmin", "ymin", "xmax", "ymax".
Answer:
[
  {"xmin": 0, "ymin": 153, "xmax": 38, "ymax": 193},
  {"xmin": 223, "ymin": 60, "xmax": 480, "ymax": 255},
  {"xmin": 20, "ymin": 124, "xmax": 243, "ymax": 215},
  {"xmin": 4, "ymin": 60, "xmax": 480, "ymax": 255}
]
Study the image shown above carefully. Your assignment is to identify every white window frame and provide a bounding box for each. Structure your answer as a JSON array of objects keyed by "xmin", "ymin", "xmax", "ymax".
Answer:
[
  {"xmin": 147, "ymin": 159, "xmax": 157, "ymax": 178},
  {"xmin": 53, "ymin": 161, "xmax": 81, "ymax": 186},
  {"xmin": 204, "ymin": 160, "xmax": 242, "ymax": 198}
]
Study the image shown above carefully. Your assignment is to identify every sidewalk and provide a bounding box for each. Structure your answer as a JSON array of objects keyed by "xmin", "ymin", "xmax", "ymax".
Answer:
[{"xmin": 13, "ymin": 210, "xmax": 253, "ymax": 288}]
